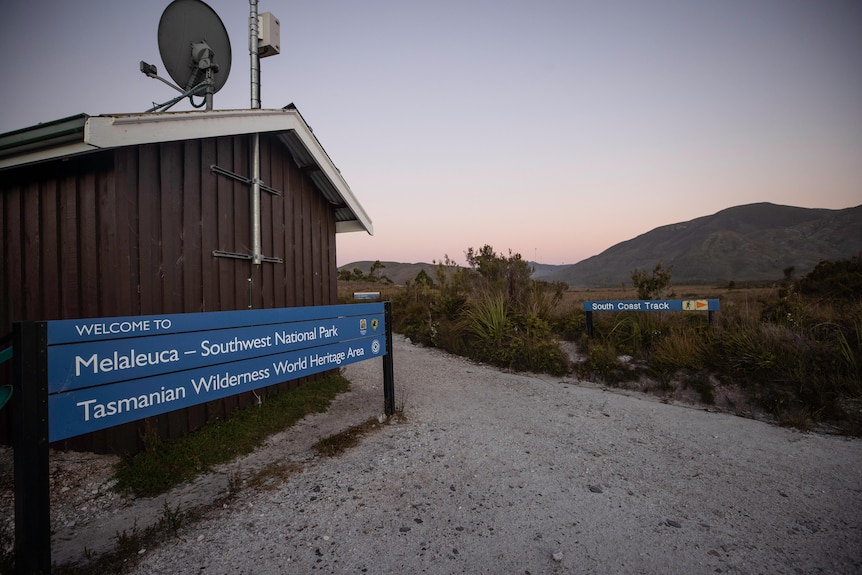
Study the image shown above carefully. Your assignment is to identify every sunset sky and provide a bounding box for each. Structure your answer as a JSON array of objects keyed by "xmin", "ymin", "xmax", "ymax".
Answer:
[{"xmin": 2, "ymin": 0, "xmax": 859, "ymax": 267}]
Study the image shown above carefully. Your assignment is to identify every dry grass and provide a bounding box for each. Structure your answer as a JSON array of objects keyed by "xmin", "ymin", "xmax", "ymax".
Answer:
[
  {"xmin": 314, "ymin": 416, "xmax": 395, "ymax": 457},
  {"xmin": 243, "ymin": 462, "xmax": 305, "ymax": 492}
]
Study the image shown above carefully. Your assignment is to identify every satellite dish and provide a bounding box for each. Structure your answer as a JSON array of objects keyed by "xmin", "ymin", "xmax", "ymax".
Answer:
[{"xmin": 152, "ymin": 0, "xmax": 232, "ymax": 109}]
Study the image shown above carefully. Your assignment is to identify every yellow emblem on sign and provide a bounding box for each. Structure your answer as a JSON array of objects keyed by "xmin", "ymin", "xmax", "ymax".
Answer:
[{"xmin": 683, "ymin": 300, "xmax": 709, "ymax": 311}]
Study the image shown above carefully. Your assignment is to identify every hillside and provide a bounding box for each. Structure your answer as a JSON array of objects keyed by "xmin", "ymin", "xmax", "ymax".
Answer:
[
  {"xmin": 549, "ymin": 203, "xmax": 862, "ymax": 287},
  {"xmin": 340, "ymin": 203, "xmax": 862, "ymax": 287}
]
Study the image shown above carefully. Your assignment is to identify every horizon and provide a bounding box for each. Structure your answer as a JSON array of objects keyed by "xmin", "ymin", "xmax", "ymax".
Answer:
[
  {"xmin": 339, "ymin": 201, "xmax": 862, "ymax": 269},
  {"xmin": 1, "ymin": 1, "xmax": 859, "ymax": 268}
]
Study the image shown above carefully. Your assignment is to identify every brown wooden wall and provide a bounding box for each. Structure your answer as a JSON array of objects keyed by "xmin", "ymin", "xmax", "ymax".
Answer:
[{"xmin": 0, "ymin": 133, "xmax": 339, "ymax": 453}]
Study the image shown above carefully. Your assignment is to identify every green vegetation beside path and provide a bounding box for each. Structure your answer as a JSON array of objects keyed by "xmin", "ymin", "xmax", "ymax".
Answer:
[
  {"xmin": 114, "ymin": 375, "xmax": 350, "ymax": 498},
  {"xmin": 363, "ymin": 247, "xmax": 861, "ymax": 436}
]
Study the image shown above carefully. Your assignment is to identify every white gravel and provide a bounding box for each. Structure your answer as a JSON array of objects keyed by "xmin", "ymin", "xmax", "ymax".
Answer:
[
  {"xmin": 4, "ymin": 334, "xmax": 859, "ymax": 572},
  {"xmin": 118, "ymin": 334, "xmax": 862, "ymax": 575}
]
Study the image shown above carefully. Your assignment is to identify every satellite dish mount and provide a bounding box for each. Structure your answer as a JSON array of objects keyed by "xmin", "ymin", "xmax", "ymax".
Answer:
[{"xmin": 140, "ymin": 0, "xmax": 232, "ymax": 112}]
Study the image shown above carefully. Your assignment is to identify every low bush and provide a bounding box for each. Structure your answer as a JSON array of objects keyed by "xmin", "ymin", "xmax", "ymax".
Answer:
[
  {"xmin": 561, "ymin": 258, "xmax": 862, "ymax": 434},
  {"xmin": 387, "ymin": 252, "xmax": 860, "ymax": 434},
  {"xmin": 391, "ymin": 246, "xmax": 571, "ymax": 376},
  {"xmin": 577, "ymin": 336, "xmax": 622, "ymax": 382}
]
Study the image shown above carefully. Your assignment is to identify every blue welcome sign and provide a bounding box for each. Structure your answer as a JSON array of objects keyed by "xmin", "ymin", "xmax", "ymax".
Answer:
[
  {"xmin": 12, "ymin": 302, "xmax": 394, "ymax": 573},
  {"xmin": 44, "ymin": 303, "xmax": 388, "ymax": 441}
]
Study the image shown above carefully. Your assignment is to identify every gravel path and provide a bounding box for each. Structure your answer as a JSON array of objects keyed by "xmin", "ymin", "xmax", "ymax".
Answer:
[{"xmin": 120, "ymin": 334, "xmax": 862, "ymax": 574}]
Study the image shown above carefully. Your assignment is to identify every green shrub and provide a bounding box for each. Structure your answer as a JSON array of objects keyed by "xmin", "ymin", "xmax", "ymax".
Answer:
[
  {"xmin": 433, "ymin": 315, "xmax": 471, "ymax": 356},
  {"xmin": 467, "ymin": 291, "xmax": 510, "ymax": 344},
  {"xmin": 459, "ymin": 285, "xmax": 571, "ymax": 375},
  {"xmin": 387, "ymin": 251, "xmax": 862, "ymax": 434},
  {"xmin": 578, "ymin": 336, "xmax": 624, "ymax": 383},
  {"xmin": 799, "ymin": 256, "xmax": 862, "ymax": 301},
  {"xmin": 703, "ymin": 291, "xmax": 861, "ymax": 430},
  {"xmin": 526, "ymin": 280, "xmax": 567, "ymax": 319},
  {"xmin": 712, "ymin": 326, "xmax": 780, "ymax": 382},
  {"xmin": 631, "ymin": 261, "xmax": 674, "ymax": 300},
  {"xmin": 650, "ymin": 328, "xmax": 707, "ymax": 373},
  {"xmin": 507, "ymin": 313, "xmax": 570, "ymax": 375},
  {"xmin": 391, "ymin": 287, "xmax": 435, "ymax": 345},
  {"xmin": 390, "ymin": 246, "xmax": 571, "ymax": 377},
  {"xmin": 550, "ymin": 307, "xmax": 585, "ymax": 341},
  {"xmin": 603, "ymin": 314, "xmax": 663, "ymax": 356}
]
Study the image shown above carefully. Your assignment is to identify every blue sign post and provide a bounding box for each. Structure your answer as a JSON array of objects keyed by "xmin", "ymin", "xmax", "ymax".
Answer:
[
  {"xmin": 582, "ymin": 299, "xmax": 720, "ymax": 337},
  {"xmin": 12, "ymin": 302, "xmax": 393, "ymax": 573}
]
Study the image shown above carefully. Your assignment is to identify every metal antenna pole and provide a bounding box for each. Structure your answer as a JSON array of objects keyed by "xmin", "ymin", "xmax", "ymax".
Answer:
[
  {"xmin": 249, "ymin": 0, "xmax": 261, "ymax": 109},
  {"xmin": 251, "ymin": 132, "xmax": 262, "ymax": 265},
  {"xmin": 205, "ymin": 67, "xmax": 214, "ymax": 110},
  {"xmin": 249, "ymin": 0, "xmax": 262, "ymax": 265}
]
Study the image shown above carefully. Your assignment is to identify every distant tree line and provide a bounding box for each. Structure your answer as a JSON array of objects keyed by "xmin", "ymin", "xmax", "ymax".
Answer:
[{"xmin": 337, "ymin": 260, "xmax": 392, "ymax": 283}]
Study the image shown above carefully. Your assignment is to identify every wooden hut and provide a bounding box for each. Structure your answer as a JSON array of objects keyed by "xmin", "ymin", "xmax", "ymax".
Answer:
[{"xmin": 0, "ymin": 106, "xmax": 373, "ymax": 452}]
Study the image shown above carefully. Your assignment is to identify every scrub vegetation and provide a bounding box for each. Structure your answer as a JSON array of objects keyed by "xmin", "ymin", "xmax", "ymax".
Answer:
[
  {"xmin": 390, "ymin": 245, "xmax": 571, "ymax": 376},
  {"xmin": 113, "ymin": 374, "xmax": 350, "ymax": 497},
  {"xmin": 344, "ymin": 249, "xmax": 861, "ymax": 435},
  {"xmin": 577, "ymin": 258, "xmax": 862, "ymax": 434}
]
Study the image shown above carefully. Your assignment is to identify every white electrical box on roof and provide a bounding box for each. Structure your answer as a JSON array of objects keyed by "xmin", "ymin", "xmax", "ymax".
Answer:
[{"xmin": 258, "ymin": 12, "xmax": 280, "ymax": 57}]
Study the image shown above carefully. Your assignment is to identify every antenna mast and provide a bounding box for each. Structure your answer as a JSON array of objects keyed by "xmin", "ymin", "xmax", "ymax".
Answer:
[{"xmin": 249, "ymin": 0, "xmax": 261, "ymax": 109}]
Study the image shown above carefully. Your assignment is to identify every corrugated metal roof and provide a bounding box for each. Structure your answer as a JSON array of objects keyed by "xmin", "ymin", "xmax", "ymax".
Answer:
[{"xmin": 0, "ymin": 106, "xmax": 372, "ymax": 235}]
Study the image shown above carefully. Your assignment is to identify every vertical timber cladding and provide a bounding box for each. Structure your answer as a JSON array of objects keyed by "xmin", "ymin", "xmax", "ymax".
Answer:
[
  {"xmin": 0, "ymin": 153, "xmax": 129, "ymax": 452},
  {"xmin": 0, "ymin": 133, "xmax": 340, "ymax": 452}
]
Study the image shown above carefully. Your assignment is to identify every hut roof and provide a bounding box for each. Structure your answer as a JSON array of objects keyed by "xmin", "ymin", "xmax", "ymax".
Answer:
[{"xmin": 0, "ymin": 105, "xmax": 372, "ymax": 234}]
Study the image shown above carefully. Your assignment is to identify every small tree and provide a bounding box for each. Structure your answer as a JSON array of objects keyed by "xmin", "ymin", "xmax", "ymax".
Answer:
[
  {"xmin": 631, "ymin": 262, "xmax": 673, "ymax": 300},
  {"xmin": 799, "ymin": 257, "xmax": 862, "ymax": 300},
  {"xmin": 465, "ymin": 245, "xmax": 533, "ymax": 305},
  {"xmin": 414, "ymin": 269, "xmax": 434, "ymax": 287},
  {"xmin": 362, "ymin": 260, "xmax": 392, "ymax": 283},
  {"xmin": 369, "ymin": 260, "xmax": 385, "ymax": 280}
]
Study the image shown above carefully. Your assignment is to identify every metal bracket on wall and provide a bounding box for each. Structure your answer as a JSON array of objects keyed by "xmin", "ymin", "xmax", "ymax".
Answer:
[
  {"xmin": 212, "ymin": 250, "xmax": 282, "ymax": 263},
  {"xmin": 210, "ymin": 162, "xmax": 284, "ymax": 264},
  {"xmin": 210, "ymin": 164, "xmax": 282, "ymax": 196}
]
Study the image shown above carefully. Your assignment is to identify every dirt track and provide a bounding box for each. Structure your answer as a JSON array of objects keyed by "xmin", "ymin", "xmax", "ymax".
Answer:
[
  {"xmin": 124, "ymin": 335, "xmax": 862, "ymax": 574},
  {"xmin": 4, "ymin": 334, "xmax": 861, "ymax": 573}
]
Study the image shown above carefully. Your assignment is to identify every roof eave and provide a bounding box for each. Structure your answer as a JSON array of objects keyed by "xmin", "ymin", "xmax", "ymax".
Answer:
[
  {"xmin": 336, "ymin": 220, "xmax": 373, "ymax": 234},
  {"xmin": 0, "ymin": 114, "xmax": 94, "ymax": 169},
  {"xmin": 0, "ymin": 109, "xmax": 373, "ymax": 235}
]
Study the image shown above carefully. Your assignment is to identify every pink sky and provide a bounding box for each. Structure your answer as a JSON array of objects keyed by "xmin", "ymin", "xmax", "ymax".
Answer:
[{"xmin": 2, "ymin": 0, "xmax": 860, "ymax": 267}]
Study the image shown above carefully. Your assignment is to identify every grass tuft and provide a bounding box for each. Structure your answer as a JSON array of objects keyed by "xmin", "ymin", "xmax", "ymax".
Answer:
[
  {"xmin": 244, "ymin": 462, "xmax": 304, "ymax": 492},
  {"xmin": 314, "ymin": 417, "xmax": 386, "ymax": 457}
]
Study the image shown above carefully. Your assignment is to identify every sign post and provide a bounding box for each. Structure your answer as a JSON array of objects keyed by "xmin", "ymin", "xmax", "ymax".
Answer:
[
  {"xmin": 583, "ymin": 299, "xmax": 720, "ymax": 337},
  {"xmin": 383, "ymin": 301, "xmax": 395, "ymax": 416},
  {"xmin": 12, "ymin": 321, "xmax": 51, "ymax": 575},
  {"xmin": 12, "ymin": 303, "xmax": 392, "ymax": 573}
]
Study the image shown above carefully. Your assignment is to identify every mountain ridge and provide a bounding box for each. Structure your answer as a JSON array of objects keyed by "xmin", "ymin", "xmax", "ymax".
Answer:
[{"xmin": 340, "ymin": 202, "xmax": 862, "ymax": 287}]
